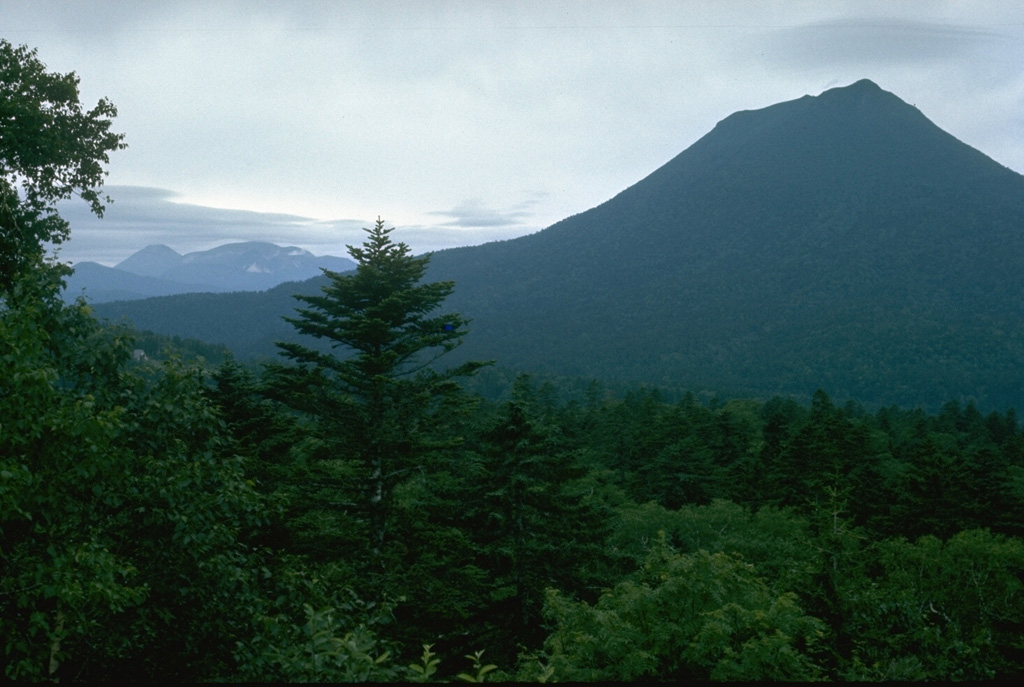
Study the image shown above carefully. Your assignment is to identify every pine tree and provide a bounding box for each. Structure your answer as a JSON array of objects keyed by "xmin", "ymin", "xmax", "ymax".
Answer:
[{"xmin": 267, "ymin": 218, "xmax": 489, "ymax": 569}]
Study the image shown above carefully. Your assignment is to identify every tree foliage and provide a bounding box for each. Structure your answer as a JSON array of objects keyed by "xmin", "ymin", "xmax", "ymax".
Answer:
[
  {"xmin": 0, "ymin": 39, "xmax": 125, "ymax": 290},
  {"xmin": 0, "ymin": 272, "xmax": 266, "ymax": 680},
  {"xmin": 459, "ymin": 376, "xmax": 614, "ymax": 660},
  {"xmin": 835, "ymin": 529, "xmax": 1024, "ymax": 680},
  {"xmin": 540, "ymin": 535, "xmax": 826, "ymax": 681},
  {"xmin": 266, "ymin": 218, "xmax": 489, "ymax": 567}
]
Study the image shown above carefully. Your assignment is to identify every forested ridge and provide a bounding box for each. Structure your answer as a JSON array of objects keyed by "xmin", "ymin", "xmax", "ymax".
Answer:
[{"xmin": 5, "ymin": 40, "xmax": 1024, "ymax": 682}]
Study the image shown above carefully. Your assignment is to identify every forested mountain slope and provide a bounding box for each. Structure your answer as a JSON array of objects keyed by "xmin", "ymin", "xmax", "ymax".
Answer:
[{"xmin": 95, "ymin": 80, "xmax": 1024, "ymax": 410}]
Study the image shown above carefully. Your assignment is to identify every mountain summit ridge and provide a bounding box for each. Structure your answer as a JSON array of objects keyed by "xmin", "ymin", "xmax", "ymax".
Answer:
[{"xmin": 68, "ymin": 241, "xmax": 356, "ymax": 302}]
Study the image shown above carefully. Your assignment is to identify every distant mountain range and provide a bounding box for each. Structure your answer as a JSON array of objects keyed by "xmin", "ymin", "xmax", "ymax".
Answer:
[
  {"xmin": 64, "ymin": 242, "xmax": 355, "ymax": 302},
  {"xmin": 93, "ymin": 80, "xmax": 1024, "ymax": 411}
]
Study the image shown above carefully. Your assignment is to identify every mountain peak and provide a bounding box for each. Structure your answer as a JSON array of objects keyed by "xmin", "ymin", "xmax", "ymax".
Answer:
[
  {"xmin": 711, "ymin": 79, "xmax": 915, "ymax": 133},
  {"xmin": 122, "ymin": 244, "xmax": 180, "ymax": 260},
  {"xmin": 832, "ymin": 77, "xmax": 882, "ymax": 91},
  {"xmin": 812, "ymin": 78, "xmax": 914, "ymax": 113},
  {"xmin": 622, "ymin": 77, "xmax": 977, "ymax": 215},
  {"xmin": 116, "ymin": 244, "xmax": 182, "ymax": 276}
]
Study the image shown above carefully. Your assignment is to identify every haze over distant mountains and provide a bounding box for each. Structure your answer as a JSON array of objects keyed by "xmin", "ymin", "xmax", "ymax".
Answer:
[
  {"xmin": 64, "ymin": 242, "xmax": 354, "ymax": 302},
  {"xmin": 94, "ymin": 80, "xmax": 1024, "ymax": 410}
]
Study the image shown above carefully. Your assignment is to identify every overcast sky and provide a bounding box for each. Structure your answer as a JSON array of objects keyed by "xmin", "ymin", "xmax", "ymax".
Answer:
[{"xmin": 4, "ymin": 0, "xmax": 1023, "ymax": 265}]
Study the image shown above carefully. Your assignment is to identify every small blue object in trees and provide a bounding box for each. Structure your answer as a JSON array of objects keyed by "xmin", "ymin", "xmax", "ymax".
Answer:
[{"xmin": 443, "ymin": 323, "xmax": 455, "ymax": 331}]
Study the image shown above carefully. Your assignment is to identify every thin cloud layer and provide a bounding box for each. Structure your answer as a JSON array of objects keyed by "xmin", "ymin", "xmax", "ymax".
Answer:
[
  {"xmin": 764, "ymin": 18, "xmax": 1006, "ymax": 67},
  {"xmin": 428, "ymin": 199, "xmax": 536, "ymax": 227}
]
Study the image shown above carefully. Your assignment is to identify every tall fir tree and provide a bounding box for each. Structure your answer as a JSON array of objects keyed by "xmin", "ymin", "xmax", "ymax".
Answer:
[
  {"xmin": 466, "ymin": 375, "xmax": 613, "ymax": 661},
  {"xmin": 266, "ymin": 218, "xmax": 489, "ymax": 570}
]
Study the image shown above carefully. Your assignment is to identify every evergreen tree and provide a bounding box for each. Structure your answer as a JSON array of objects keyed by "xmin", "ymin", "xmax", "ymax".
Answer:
[
  {"xmin": 467, "ymin": 376, "xmax": 613, "ymax": 662},
  {"xmin": 266, "ymin": 218, "xmax": 489, "ymax": 569}
]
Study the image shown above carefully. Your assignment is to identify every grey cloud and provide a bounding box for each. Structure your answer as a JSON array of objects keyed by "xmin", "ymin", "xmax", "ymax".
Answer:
[
  {"xmin": 428, "ymin": 199, "xmax": 535, "ymax": 228},
  {"xmin": 761, "ymin": 18, "xmax": 1007, "ymax": 68},
  {"xmin": 89, "ymin": 186, "xmax": 320, "ymax": 228}
]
